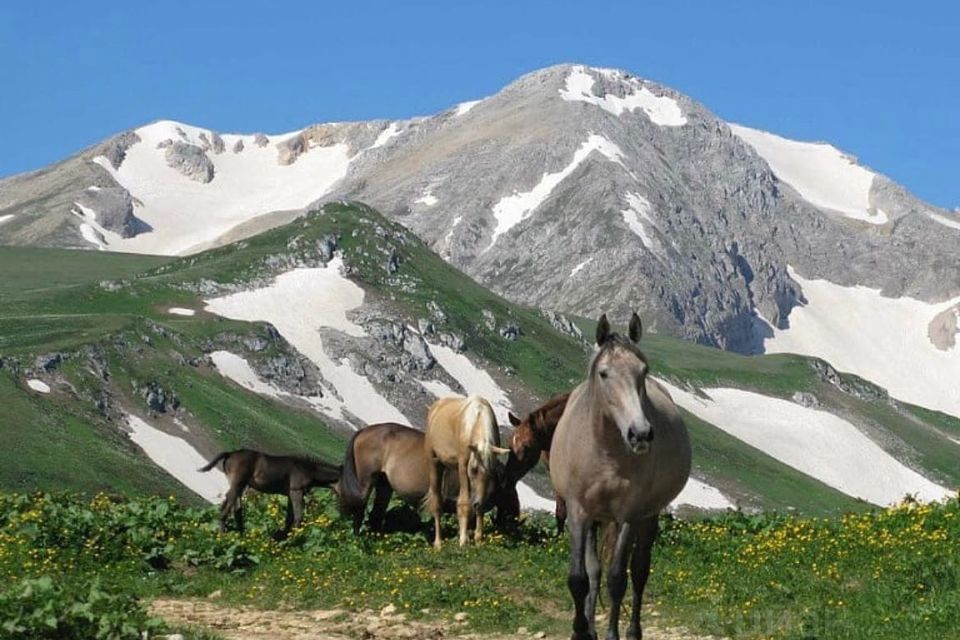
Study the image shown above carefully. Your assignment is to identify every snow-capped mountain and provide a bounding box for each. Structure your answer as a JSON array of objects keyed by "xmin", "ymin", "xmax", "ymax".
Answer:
[{"xmin": 2, "ymin": 63, "xmax": 959, "ymax": 420}]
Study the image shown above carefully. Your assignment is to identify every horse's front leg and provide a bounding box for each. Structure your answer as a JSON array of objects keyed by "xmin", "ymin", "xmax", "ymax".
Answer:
[
  {"xmin": 584, "ymin": 525, "xmax": 601, "ymax": 636},
  {"xmin": 626, "ymin": 516, "xmax": 659, "ymax": 640},
  {"xmin": 605, "ymin": 522, "xmax": 636, "ymax": 640},
  {"xmin": 567, "ymin": 507, "xmax": 597, "ymax": 640},
  {"xmin": 427, "ymin": 458, "xmax": 445, "ymax": 549},
  {"xmin": 289, "ymin": 489, "xmax": 305, "ymax": 531},
  {"xmin": 456, "ymin": 456, "xmax": 471, "ymax": 546}
]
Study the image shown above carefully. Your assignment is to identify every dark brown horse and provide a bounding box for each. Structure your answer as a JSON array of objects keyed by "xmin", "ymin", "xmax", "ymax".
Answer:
[
  {"xmin": 199, "ymin": 449, "xmax": 341, "ymax": 536},
  {"xmin": 508, "ymin": 391, "xmax": 571, "ymax": 533},
  {"xmin": 338, "ymin": 422, "xmax": 519, "ymax": 536},
  {"xmin": 550, "ymin": 314, "xmax": 691, "ymax": 640}
]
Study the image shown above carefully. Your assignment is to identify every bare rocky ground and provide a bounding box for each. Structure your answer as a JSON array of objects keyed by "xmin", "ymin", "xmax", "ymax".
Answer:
[{"xmin": 150, "ymin": 598, "xmax": 723, "ymax": 640}]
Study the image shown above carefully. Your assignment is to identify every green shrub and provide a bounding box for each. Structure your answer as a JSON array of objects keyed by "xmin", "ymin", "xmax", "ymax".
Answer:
[{"xmin": 0, "ymin": 576, "xmax": 160, "ymax": 639}]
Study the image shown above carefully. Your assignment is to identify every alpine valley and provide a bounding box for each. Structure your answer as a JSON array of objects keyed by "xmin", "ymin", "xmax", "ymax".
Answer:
[{"xmin": 2, "ymin": 64, "xmax": 959, "ymax": 515}]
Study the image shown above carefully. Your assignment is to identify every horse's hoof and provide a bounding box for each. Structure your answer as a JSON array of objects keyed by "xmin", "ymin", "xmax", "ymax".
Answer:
[{"xmin": 571, "ymin": 632, "xmax": 597, "ymax": 640}]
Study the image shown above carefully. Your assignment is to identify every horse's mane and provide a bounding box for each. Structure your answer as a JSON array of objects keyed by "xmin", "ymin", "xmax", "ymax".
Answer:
[{"xmin": 528, "ymin": 392, "xmax": 571, "ymax": 435}]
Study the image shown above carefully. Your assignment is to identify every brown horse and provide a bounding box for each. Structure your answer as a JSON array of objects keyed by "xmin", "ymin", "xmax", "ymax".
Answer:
[
  {"xmin": 199, "ymin": 449, "xmax": 341, "ymax": 536},
  {"xmin": 425, "ymin": 395, "xmax": 510, "ymax": 548},
  {"xmin": 549, "ymin": 314, "xmax": 691, "ymax": 640},
  {"xmin": 508, "ymin": 391, "xmax": 571, "ymax": 533},
  {"xmin": 338, "ymin": 422, "xmax": 519, "ymax": 535}
]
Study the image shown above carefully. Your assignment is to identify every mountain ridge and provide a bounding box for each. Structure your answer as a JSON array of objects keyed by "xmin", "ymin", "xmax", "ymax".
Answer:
[{"xmin": 2, "ymin": 63, "xmax": 959, "ymax": 420}]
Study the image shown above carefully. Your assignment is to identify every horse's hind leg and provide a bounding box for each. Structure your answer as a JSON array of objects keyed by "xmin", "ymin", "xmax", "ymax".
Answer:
[
  {"xmin": 218, "ymin": 488, "xmax": 236, "ymax": 532},
  {"xmin": 605, "ymin": 522, "xmax": 637, "ymax": 640},
  {"xmin": 456, "ymin": 457, "xmax": 471, "ymax": 546},
  {"xmin": 556, "ymin": 494, "xmax": 568, "ymax": 536},
  {"xmin": 567, "ymin": 507, "xmax": 597, "ymax": 640},
  {"xmin": 427, "ymin": 458, "xmax": 445, "ymax": 549},
  {"xmin": 625, "ymin": 516, "xmax": 659, "ymax": 640},
  {"xmin": 289, "ymin": 489, "xmax": 305, "ymax": 531},
  {"xmin": 368, "ymin": 477, "xmax": 393, "ymax": 533},
  {"xmin": 471, "ymin": 471, "xmax": 488, "ymax": 543},
  {"xmin": 233, "ymin": 486, "xmax": 247, "ymax": 534}
]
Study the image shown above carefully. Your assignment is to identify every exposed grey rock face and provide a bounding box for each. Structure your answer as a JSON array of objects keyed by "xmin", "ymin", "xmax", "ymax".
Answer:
[
  {"xmin": 232, "ymin": 139, "xmax": 244, "ymax": 153},
  {"xmin": 75, "ymin": 186, "xmax": 140, "ymax": 237},
  {"xmin": 542, "ymin": 310, "xmax": 587, "ymax": 345},
  {"xmin": 210, "ymin": 132, "xmax": 225, "ymax": 154},
  {"xmin": 96, "ymin": 131, "xmax": 141, "ymax": 169},
  {"xmin": 499, "ymin": 323, "xmax": 521, "ymax": 341},
  {"xmin": 4, "ymin": 63, "xmax": 959, "ymax": 357},
  {"xmin": 316, "ymin": 64, "xmax": 960, "ymax": 353},
  {"xmin": 277, "ymin": 134, "xmax": 306, "ymax": 166},
  {"xmin": 35, "ymin": 353, "xmax": 63, "ymax": 371},
  {"xmin": 164, "ymin": 142, "xmax": 214, "ymax": 183}
]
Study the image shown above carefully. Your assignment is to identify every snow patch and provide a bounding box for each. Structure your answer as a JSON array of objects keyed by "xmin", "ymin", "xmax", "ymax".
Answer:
[
  {"xmin": 371, "ymin": 123, "xmax": 402, "ymax": 149},
  {"xmin": 560, "ymin": 66, "xmax": 686, "ymax": 126},
  {"xmin": 569, "ymin": 258, "xmax": 592, "ymax": 278},
  {"xmin": 209, "ymin": 351, "xmax": 285, "ymax": 399},
  {"xmin": 167, "ymin": 307, "xmax": 195, "ymax": 316},
  {"xmin": 125, "ymin": 414, "xmax": 228, "ymax": 503},
  {"xmin": 415, "ymin": 190, "xmax": 438, "ymax": 207},
  {"xmin": 92, "ymin": 120, "xmax": 352, "ymax": 256},
  {"xmin": 78, "ymin": 223, "xmax": 107, "ymax": 250},
  {"xmin": 487, "ymin": 134, "xmax": 629, "ymax": 250},
  {"xmin": 729, "ymin": 124, "xmax": 882, "ymax": 223},
  {"xmin": 928, "ymin": 212, "xmax": 960, "ymax": 230},
  {"xmin": 428, "ymin": 344, "xmax": 513, "ymax": 424},
  {"xmin": 673, "ymin": 477, "xmax": 735, "ymax": 511},
  {"xmin": 516, "ymin": 483, "xmax": 556, "ymax": 513},
  {"xmin": 454, "ymin": 100, "xmax": 483, "ymax": 116},
  {"xmin": 764, "ymin": 267, "xmax": 960, "ymax": 418},
  {"xmin": 0, "ymin": 214, "xmax": 14, "ymax": 226},
  {"xmin": 621, "ymin": 192, "xmax": 662, "ymax": 255},
  {"xmin": 658, "ymin": 380, "xmax": 952, "ymax": 506},
  {"xmin": 204, "ymin": 258, "xmax": 408, "ymax": 426},
  {"xmin": 27, "ymin": 379, "xmax": 50, "ymax": 393},
  {"xmin": 418, "ymin": 378, "xmax": 458, "ymax": 398}
]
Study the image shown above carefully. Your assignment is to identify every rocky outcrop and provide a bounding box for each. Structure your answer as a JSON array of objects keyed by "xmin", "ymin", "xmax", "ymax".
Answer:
[
  {"xmin": 164, "ymin": 143, "xmax": 214, "ymax": 183},
  {"xmin": 253, "ymin": 133, "xmax": 269, "ymax": 148},
  {"xmin": 96, "ymin": 131, "xmax": 141, "ymax": 169},
  {"xmin": 232, "ymin": 139, "xmax": 244, "ymax": 153},
  {"xmin": 277, "ymin": 134, "xmax": 306, "ymax": 166},
  {"xmin": 75, "ymin": 186, "xmax": 139, "ymax": 237},
  {"xmin": 928, "ymin": 305, "xmax": 960, "ymax": 351},
  {"xmin": 210, "ymin": 132, "xmax": 225, "ymax": 154}
]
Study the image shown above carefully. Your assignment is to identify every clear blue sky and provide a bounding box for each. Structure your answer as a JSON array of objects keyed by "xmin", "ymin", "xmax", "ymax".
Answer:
[{"xmin": 1, "ymin": 1, "xmax": 957, "ymax": 209}]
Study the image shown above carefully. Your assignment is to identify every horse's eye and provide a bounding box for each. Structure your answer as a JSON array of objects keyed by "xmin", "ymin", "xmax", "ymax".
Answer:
[{"xmin": 599, "ymin": 370, "xmax": 609, "ymax": 380}]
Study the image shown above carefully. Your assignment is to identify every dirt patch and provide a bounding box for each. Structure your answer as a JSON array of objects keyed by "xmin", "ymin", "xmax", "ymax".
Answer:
[{"xmin": 150, "ymin": 598, "xmax": 723, "ymax": 640}]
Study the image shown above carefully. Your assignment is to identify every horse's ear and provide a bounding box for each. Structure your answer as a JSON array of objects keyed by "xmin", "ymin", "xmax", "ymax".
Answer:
[
  {"xmin": 596, "ymin": 313, "xmax": 611, "ymax": 346},
  {"xmin": 508, "ymin": 412, "xmax": 522, "ymax": 427},
  {"xmin": 629, "ymin": 312, "xmax": 643, "ymax": 343}
]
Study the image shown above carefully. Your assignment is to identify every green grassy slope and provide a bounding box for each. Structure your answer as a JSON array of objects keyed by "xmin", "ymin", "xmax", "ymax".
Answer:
[{"xmin": 1, "ymin": 203, "xmax": 956, "ymax": 514}]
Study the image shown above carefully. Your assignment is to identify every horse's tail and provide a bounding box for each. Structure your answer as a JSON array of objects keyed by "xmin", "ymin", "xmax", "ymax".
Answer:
[
  {"xmin": 337, "ymin": 429, "xmax": 366, "ymax": 516},
  {"xmin": 198, "ymin": 451, "xmax": 230, "ymax": 473},
  {"xmin": 466, "ymin": 395, "xmax": 501, "ymax": 472}
]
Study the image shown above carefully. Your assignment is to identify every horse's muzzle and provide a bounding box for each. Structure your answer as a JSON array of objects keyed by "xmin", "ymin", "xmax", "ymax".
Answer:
[{"xmin": 627, "ymin": 424, "xmax": 654, "ymax": 454}]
